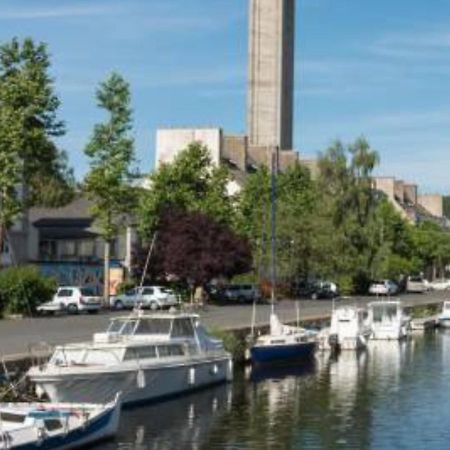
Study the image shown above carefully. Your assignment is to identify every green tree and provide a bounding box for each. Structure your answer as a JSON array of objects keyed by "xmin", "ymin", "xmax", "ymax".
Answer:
[
  {"xmin": 410, "ymin": 221, "xmax": 450, "ymax": 280},
  {"xmin": 0, "ymin": 37, "xmax": 74, "ymax": 264},
  {"xmin": 0, "ymin": 38, "xmax": 73, "ymax": 206},
  {"xmin": 0, "ymin": 108, "xmax": 23, "ymax": 265},
  {"xmin": 139, "ymin": 142, "xmax": 235, "ymax": 238},
  {"xmin": 84, "ymin": 72, "xmax": 135, "ymax": 301},
  {"xmin": 316, "ymin": 137, "xmax": 380, "ymax": 292},
  {"xmin": 237, "ymin": 163, "xmax": 317, "ymax": 286}
]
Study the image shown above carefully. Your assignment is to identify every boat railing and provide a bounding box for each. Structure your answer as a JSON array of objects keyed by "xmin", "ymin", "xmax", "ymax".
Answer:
[
  {"xmin": 28, "ymin": 342, "xmax": 54, "ymax": 368},
  {"xmin": 51, "ymin": 344, "xmax": 123, "ymax": 367}
]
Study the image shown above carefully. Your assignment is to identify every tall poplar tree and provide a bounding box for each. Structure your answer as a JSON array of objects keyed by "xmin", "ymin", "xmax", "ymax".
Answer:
[
  {"xmin": 84, "ymin": 72, "xmax": 135, "ymax": 301},
  {"xmin": 0, "ymin": 37, "xmax": 74, "ymax": 265}
]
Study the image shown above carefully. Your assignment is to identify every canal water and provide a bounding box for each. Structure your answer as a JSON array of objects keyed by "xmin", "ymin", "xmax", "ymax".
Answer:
[{"xmin": 97, "ymin": 331, "xmax": 450, "ymax": 450}]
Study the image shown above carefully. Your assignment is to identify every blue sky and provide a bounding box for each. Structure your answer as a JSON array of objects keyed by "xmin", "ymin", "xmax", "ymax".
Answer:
[{"xmin": 1, "ymin": 0, "xmax": 450, "ymax": 193}]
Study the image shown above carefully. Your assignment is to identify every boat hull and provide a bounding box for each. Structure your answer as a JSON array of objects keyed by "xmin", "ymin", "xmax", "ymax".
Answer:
[
  {"xmin": 439, "ymin": 317, "xmax": 450, "ymax": 328},
  {"xmin": 250, "ymin": 342, "xmax": 316, "ymax": 365},
  {"xmin": 370, "ymin": 326, "xmax": 408, "ymax": 340},
  {"xmin": 2, "ymin": 401, "xmax": 120, "ymax": 450},
  {"xmin": 30, "ymin": 356, "xmax": 233, "ymax": 406}
]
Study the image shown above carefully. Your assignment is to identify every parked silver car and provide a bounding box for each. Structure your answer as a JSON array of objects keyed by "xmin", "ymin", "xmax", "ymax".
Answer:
[{"xmin": 109, "ymin": 286, "xmax": 178, "ymax": 310}]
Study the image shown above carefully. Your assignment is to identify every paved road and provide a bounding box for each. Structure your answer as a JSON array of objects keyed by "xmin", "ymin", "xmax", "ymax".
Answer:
[{"xmin": 0, "ymin": 292, "xmax": 448, "ymax": 360}]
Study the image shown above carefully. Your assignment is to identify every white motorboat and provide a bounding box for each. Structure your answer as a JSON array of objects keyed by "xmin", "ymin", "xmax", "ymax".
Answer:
[
  {"xmin": 0, "ymin": 394, "xmax": 120, "ymax": 450},
  {"xmin": 438, "ymin": 301, "xmax": 450, "ymax": 328},
  {"xmin": 367, "ymin": 300, "xmax": 410, "ymax": 340},
  {"xmin": 27, "ymin": 311, "xmax": 233, "ymax": 406},
  {"xmin": 320, "ymin": 306, "xmax": 371, "ymax": 350}
]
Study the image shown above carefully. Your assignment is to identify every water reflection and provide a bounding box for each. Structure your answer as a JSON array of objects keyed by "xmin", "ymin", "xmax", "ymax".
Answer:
[
  {"xmin": 100, "ymin": 383, "xmax": 232, "ymax": 450},
  {"xmin": 95, "ymin": 333, "xmax": 450, "ymax": 450}
]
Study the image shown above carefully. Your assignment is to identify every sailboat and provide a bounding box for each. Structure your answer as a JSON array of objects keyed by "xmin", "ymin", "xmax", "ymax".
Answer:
[{"xmin": 249, "ymin": 147, "xmax": 317, "ymax": 365}]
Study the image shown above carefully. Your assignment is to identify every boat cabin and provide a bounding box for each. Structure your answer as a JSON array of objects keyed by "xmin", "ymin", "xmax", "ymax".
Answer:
[
  {"xmin": 102, "ymin": 313, "xmax": 197, "ymax": 341},
  {"xmin": 48, "ymin": 313, "xmax": 222, "ymax": 367},
  {"xmin": 368, "ymin": 301, "xmax": 403, "ymax": 323}
]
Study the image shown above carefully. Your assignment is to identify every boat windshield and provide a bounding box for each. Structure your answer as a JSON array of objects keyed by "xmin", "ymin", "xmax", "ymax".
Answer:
[
  {"xmin": 445, "ymin": 303, "xmax": 450, "ymax": 310},
  {"xmin": 107, "ymin": 319, "xmax": 138, "ymax": 335},
  {"xmin": 134, "ymin": 318, "xmax": 171, "ymax": 335},
  {"xmin": 372, "ymin": 304, "xmax": 398, "ymax": 322}
]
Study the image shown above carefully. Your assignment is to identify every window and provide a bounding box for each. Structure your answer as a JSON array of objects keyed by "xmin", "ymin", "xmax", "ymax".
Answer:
[
  {"xmin": 57, "ymin": 289, "xmax": 73, "ymax": 297},
  {"xmin": 78, "ymin": 240, "xmax": 95, "ymax": 257},
  {"xmin": 157, "ymin": 345, "xmax": 184, "ymax": 357},
  {"xmin": 59, "ymin": 240, "xmax": 76, "ymax": 257},
  {"xmin": 108, "ymin": 320, "xmax": 125, "ymax": 333},
  {"xmin": 171, "ymin": 319, "xmax": 195, "ymax": 338},
  {"xmin": 44, "ymin": 419, "xmax": 63, "ymax": 431},
  {"xmin": 80, "ymin": 288, "xmax": 95, "ymax": 296},
  {"xmin": 134, "ymin": 319, "xmax": 171, "ymax": 335},
  {"xmin": 121, "ymin": 320, "xmax": 137, "ymax": 335},
  {"xmin": 124, "ymin": 346, "xmax": 157, "ymax": 360},
  {"xmin": 84, "ymin": 349, "xmax": 119, "ymax": 365},
  {"xmin": 141, "ymin": 288, "xmax": 154, "ymax": 295},
  {"xmin": 0, "ymin": 413, "xmax": 26, "ymax": 423},
  {"xmin": 107, "ymin": 319, "xmax": 137, "ymax": 335}
]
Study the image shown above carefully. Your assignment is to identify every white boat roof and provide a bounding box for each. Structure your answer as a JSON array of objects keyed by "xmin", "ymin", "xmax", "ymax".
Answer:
[
  {"xmin": 0, "ymin": 402, "xmax": 101, "ymax": 414},
  {"xmin": 368, "ymin": 300, "xmax": 402, "ymax": 306},
  {"xmin": 111, "ymin": 311, "xmax": 200, "ymax": 321}
]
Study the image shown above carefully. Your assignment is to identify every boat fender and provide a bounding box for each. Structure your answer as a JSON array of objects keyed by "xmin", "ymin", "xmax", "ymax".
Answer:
[
  {"xmin": 36, "ymin": 426, "xmax": 47, "ymax": 444},
  {"xmin": 1, "ymin": 431, "xmax": 12, "ymax": 449},
  {"xmin": 137, "ymin": 369, "xmax": 146, "ymax": 389},
  {"xmin": 35, "ymin": 384, "xmax": 45, "ymax": 399}
]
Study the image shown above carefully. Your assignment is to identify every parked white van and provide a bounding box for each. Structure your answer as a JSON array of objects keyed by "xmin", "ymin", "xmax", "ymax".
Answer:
[{"xmin": 406, "ymin": 276, "xmax": 428, "ymax": 293}]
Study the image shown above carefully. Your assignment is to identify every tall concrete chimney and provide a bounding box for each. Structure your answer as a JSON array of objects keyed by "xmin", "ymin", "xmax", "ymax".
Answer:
[{"xmin": 248, "ymin": 0, "xmax": 295, "ymax": 150}]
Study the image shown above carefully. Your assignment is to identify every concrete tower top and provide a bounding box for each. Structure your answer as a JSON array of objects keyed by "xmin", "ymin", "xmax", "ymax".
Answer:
[{"xmin": 247, "ymin": 0, "xmax": 295, "ymax": 150}]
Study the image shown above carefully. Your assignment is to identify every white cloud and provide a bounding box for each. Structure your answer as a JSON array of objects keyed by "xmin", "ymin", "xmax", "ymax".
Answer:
[
  {"xmin": 0, "ymin": 5, "xmax": 124, "ymax": 20},
  {"xmin": 369, "ymin": 27, "xmax": 450, "ymax": 60}
]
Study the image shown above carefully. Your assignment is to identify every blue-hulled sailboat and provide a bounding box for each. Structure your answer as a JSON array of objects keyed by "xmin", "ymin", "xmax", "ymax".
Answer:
[{"xmin": 249, "ymin": 147, "xmax": 317, "ymax": 365}]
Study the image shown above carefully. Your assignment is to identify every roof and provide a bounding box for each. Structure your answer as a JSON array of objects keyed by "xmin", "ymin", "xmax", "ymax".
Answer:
[
  {"xmin": 29, "ymin": 197, "xmax": 93, "ymax": 224},
  {"xmin": 113, "ymin": 311, "xmax": 199, "ymax": 321}
]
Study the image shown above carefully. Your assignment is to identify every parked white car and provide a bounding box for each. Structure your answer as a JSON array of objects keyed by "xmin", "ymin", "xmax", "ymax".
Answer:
[
  {"xmin": 37, "ymin": 287, "xmax": 102, "ymax": 314},
  {"xmin": 109, "ymin": 286, "xmax": 179, "ymax": 310},
  {"xmin": 368, "ymin": 280, "xmax": 399, "ymax": 296},
  {"xmin": 429, "ymin": 279, "xmax": 450, "ymax": 291},
  {"xmin": 406, "ymin": 276, "xmax": 428, "ymax": 293}
]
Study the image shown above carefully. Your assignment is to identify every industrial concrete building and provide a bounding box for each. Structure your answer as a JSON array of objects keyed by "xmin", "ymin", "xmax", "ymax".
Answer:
[
  {"xmin": 248, "ymin": 0, "xmax": 295, "ymax": 151},
  {"xmin": 373, "ymin": 176, "xmax": 446, "ymax": 225}
]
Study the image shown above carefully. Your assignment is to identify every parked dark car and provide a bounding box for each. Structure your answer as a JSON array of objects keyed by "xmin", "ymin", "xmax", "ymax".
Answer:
[
  {"xmin": 209, "ymin": 284, "xmax": 261, "ymax": 303},
  {"xmin": 294, "ymin": 280, "xmax": 338, "ymax": 300}
]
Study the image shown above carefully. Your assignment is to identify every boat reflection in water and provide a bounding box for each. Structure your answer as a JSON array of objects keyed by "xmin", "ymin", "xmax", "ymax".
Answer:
[
  {"xmin": 93, "ymin": 335, "xmax": 447, "ymax": 450},
  {"xmin": 99, "ymin": 383, "xmax": 232, "ymax": 450}
]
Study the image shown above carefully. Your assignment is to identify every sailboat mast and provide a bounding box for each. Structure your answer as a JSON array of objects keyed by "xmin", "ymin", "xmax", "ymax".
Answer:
[{"xmin": 270, "ymin": 147, "xmax": 278, "ymax": 311}]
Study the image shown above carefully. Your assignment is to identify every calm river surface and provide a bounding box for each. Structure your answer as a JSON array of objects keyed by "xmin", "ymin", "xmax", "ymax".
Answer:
[{"xmin": 96, "ymin": 331, "xmax": 450, "ymax": 450}]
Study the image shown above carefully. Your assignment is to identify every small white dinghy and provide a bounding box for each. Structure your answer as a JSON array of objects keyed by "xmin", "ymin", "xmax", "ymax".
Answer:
[
  {"xmin": 0, "ymin": 393, "xmax": 121, "ymax": 450},
  {"xmin": 438, "ymin": 301, "xmax": 450, "ymax": 328}
]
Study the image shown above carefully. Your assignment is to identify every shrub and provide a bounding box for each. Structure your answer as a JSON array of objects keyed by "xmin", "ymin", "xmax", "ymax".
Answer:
[
  {"xmin": 0, "ymin": 266, "xmax": 57, "ymax": 316},
  {"xmin": 116, "ymin": 280, "xmax": 135, "ymax": 295},
  {"xmin": 209, "ymin": 327, "xmax": 247, "ymax": 362}
]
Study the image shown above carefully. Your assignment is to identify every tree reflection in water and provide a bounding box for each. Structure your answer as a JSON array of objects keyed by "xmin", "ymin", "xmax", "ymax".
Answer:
[{"xmin": 95, "ymin": 335, "xmax": 450, "ymax": 450}]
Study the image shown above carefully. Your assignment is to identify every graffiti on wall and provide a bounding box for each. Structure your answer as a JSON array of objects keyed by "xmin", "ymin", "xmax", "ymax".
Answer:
[{"xmin": 39, "ymin": 262, "xmax": 124, "ymax": 295}]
